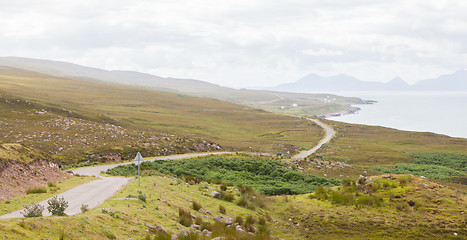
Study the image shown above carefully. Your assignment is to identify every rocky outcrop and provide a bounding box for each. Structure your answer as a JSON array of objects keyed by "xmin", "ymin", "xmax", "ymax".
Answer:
[{"xmin": 0, "ymin": 160, "xmax": 68, "ymax": 202}]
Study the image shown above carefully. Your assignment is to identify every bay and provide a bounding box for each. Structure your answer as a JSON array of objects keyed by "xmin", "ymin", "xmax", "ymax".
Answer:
[{"xmin": 326, "ymin": 91, "xmax": 467, "ymax": 139}]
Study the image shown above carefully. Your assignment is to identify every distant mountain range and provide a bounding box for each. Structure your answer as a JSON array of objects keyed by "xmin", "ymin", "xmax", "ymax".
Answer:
[{"xmin": 267, "ymin": 70, "xmax": 467, "ymax": 92}]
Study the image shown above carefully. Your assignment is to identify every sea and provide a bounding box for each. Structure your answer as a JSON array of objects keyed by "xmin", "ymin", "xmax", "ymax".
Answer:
[{"xmin": 325, "ymin": 91, "xmax": 467, "ymax": 139}]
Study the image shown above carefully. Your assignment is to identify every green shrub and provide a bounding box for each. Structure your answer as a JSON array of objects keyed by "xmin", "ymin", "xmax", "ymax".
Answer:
[
  {"xmin": 47, "ymin": 182, "xmax": 57, "ymax": 188},
  {"xmin": 192, "ymin": 200, "xmax": 202, "ymax": 211},
  {"xmin": 80, "ymin": 204, "xmax": 89, "ymax": 213},
  {"xmin": 398, "ymin": 175, "xmax": 412, "ymax": 186},
  {"xmin": 235, "ymin": 216, "xmax": 244, "ymax": 225},
  {"xmin": 200, "ymin": 221, "xmax": 212, "ymax": 231},
  {"xmin": 21, "ymin": 203, "xmax": 44, "ymax": 217},
  {"xmin": 245, "ymin": 215, "xmax": 256, "ymax": 232},
  {"xmin": 219, "ymin": 205, "xmax": 226, "ymax": 214},
  {"xmin": 138, "ymin": 194, "xmax": 147, "ymax": 203},
  {"xmin": 47, "ymin": 196, "xmax": 69, "ymax": 216},
  {"xmin": 237, "ymin": 196, "xmax": 249, "ymax": 208},
  {"xmin": 312, "ymin": 187, "xmax": 328, "ymax": 200},
  {"xmin": 330, "ymin": 191, "xmax": 354, "ymax": 205},
  {"xmin": 221, "ymin": 192, "xmax": 235, "ymax": 202},
  {"xmin": 26, "ymin": 187, "xmax": 47, "ymax": 194},
  {"xmin": 178, "ymin": 208, "xmax": 192, "ymax": 227}
]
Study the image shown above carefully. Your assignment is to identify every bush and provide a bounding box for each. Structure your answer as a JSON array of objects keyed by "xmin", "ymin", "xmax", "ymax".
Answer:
[
  {"xmin": 26, "ymin": 187, "xmax": 47, "ymax": 194},
  {"xmin": 237, "ymin": 196, "xmax": 249, "ymax": 208},
  {"xmin": 47, "ymin": 196, "xmax": 69, "ymax": 216},
  {"xmin": 192, "ymin": 200, "xmax": 202, "ymax": 211},
  {"xmin": 21, "ymin": 203, "xmax": 44, "ymax": 217},
  {"xmin": 235, "ymin": 216, "xmax": 244, "ymax": 225},
  {"xmin": 219, "ymin": 205, "xmax": 226, "ymax": 214},
  {"xmin": 138, "ymin": 194, "xmax": 147, "ymax": 203},
  {"xmin": 80, "ymin": 204, "xmax": 89, "ymax": 213},
  {"xmin": 178, "ymin": 208, "xmax": 192, "ymax": 227},
  {"xmin": 221, "ymin": 192, "xmax": 235, "ymax": 202},
  {"xmin": 48, "ymin": 182, "xmax": 57, "ymax": 188}
]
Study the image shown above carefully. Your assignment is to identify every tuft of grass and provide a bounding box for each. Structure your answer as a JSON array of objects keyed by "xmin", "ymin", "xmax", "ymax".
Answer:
[
  {"xmin": 26, "ymin": 187, "xmax": 47, "ymax": 194},
  {"xmin": 178, "ymin": 208, "xmax": 193, "ymax": 227},
  {"xmin": 138, "ymin": 194, "xmax": 147, "ymax": 203},
  {"xmin": 192, "ymin": 200, "xmax": 202, "ymax": 211},
  {"xmin": 219, "ymin": 205, "xmax": 226, "ymax": 214}
]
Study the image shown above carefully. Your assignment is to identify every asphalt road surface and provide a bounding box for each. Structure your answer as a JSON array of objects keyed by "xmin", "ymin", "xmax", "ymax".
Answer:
[{"xmin": 292, "ymin": 118, "xmax": 336, "ymax": 159}]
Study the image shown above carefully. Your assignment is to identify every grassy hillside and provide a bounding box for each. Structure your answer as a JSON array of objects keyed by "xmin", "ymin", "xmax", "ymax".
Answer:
[
  {"xmin": 0, "ymin": 57, "xmax": 370, "ymax": 117},
  {"xmin": 0, "ymin": 163, "xmax": 464, "ymax": 239},
  {"xmin": 0, "ymin": 67, "xmax": 322, "ymax": 161}
]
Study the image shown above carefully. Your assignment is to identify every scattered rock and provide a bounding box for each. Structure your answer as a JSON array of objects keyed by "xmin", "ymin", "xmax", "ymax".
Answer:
[
  {"xmin": 199, "ymin": 208, "xmax": 206, "ymax": 214},
  {"xmin": 225, "ymin": 217, "xmax": 235, "ymax": 225},
  {"xmin": 236, "ymin": 225, "xmax": 245, "ymax": 232},
  {"xmin": 215, "ymin": 215, "xmax": 223, "ymax": 223},
  {"xmin": 408, "ymin": 200, "xmax": 416, "ymax": 207},
  {"xmin": 210, "ymin": 191, "xmax": 221, "ymax": 199},
  {"xmin": 144, "ymin": 222, "xmax": 166, "ymax": 234},
  {"xmin": 211, "ymin": 237, "xmax": 226, "ymax": 240},
  {"xmin": 201, "ymin": 229, "xmax": 211, "ymax": 237},
  {"xmin": 176, "ymin": 229, "xmax": 191, "ymax": 238}
]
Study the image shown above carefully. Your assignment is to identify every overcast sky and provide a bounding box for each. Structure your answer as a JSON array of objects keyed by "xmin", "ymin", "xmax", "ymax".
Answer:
[{"xmin": 1, "ymin": 0, "xmax": 466, "ymax": 88}]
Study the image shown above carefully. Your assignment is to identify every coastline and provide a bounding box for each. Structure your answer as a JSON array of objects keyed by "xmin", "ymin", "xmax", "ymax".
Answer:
[{"xmin": 313, "ymin": 100, "xmax": 377, "ymax": 119}]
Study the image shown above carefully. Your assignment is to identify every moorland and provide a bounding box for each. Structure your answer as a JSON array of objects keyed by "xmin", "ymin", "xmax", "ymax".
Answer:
[{"xmin": 0, "ymin": 61, "xmax": 465, "ymax": 240}]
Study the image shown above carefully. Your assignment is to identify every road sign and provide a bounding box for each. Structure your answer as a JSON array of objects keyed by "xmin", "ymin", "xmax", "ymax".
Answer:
[
  {"xmin": 134, "ymin": 152, "xmax": 144, "ymax": 162},
  {"xmin": 134, "ymin": 152, "xmax": 143, "ymax": 186}
]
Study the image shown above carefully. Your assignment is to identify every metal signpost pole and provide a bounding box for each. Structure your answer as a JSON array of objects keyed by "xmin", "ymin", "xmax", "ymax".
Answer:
[
  {"xmin": 138, "ymin": 159, "xmax": 140, "ymax": 186},
  {"xmin": 135, "ymin": 152, "xmax": 143, "ymax": 186}
]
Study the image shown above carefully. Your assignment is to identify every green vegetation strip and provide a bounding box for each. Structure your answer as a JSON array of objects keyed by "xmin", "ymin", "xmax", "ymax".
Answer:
[
  {"xmin": 371, "ymin": 152, "xmax": 467, "ymax": 181},
  {"xmin": 106, "ymin": 157, "xmax": 340, "ymax": 195},
  {"xmin": 409, "ymin": 152, "xmax": 467, "ymax": 171}
]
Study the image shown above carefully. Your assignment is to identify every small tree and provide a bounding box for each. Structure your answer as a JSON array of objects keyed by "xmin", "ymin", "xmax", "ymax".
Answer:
[
  {"xmin": 21, "ymin": 203, "xmax": 44, "ymax": 217},
  {"xmin": 47, "ymin": 196, "xmax": 69, "ymax": 216}
]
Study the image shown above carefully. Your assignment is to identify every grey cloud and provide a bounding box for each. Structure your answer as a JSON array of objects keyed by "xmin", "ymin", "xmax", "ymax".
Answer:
[{"xmin": 0, "ymin": 0, "xmax": 466, "ymax": 87}]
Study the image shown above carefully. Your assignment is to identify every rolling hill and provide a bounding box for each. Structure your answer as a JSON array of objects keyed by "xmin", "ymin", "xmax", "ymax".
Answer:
[
  {"xmin": 0, "ymin": 66, "xmax": 323, "ymax": 161},
  {"xmin": 0, "ymin": 57, "xmax": 369, "ymax": 117}
]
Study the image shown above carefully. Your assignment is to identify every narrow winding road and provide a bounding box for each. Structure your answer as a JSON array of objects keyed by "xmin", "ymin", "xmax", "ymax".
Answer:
[
  {"xmin": 0, "ymin": 119, "xmax": 334, "ymax": 219},
  {"xmin": 292, "ymin": 118, "xmax": 335, "ymax": 159}
]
